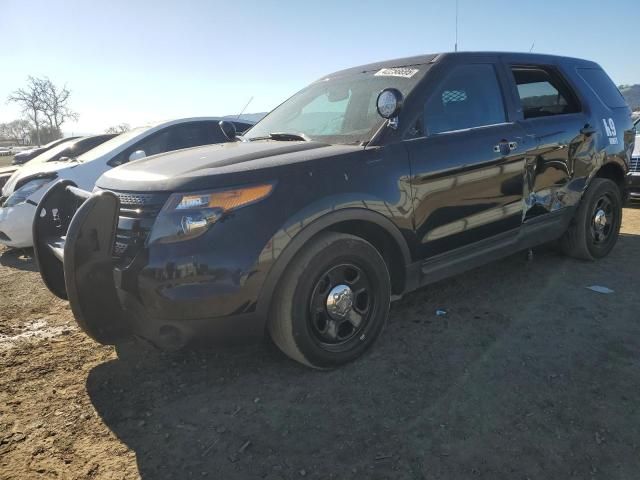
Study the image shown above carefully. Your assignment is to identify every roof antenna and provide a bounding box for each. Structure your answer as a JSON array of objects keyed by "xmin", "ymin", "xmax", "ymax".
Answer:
[
  {"xmin": 454, "ymin": 0, "xmax": 459, "ymax": 52},
  {"xmin": 529, "ymin": 41, "xmax": 535, "ymax": 52},
  {"xmin": 236, "ymin": 96, "xmax": 254, "ymax": 120}
]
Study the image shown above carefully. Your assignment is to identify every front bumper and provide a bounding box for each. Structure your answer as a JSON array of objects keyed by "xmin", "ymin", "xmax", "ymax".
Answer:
[
  {"xmin": 627, "ymin": 170, "xmax": 640, "ymax": 200},
  {"xmin": 34, "ymin": 180, "xmax": 267, "ymax": 348},
  {"xmin": 0, "ymin": 202, "xmax": 36, "ymax": 248}
]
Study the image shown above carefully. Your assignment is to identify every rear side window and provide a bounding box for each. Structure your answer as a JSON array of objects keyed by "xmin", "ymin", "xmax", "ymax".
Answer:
[
  {"xmin": 424, "ymin": 64, "xmax": 506, "ymax": 135},
  {"xmin": 577, "ymin": 68, "xmax": 627, "ymax": 109},
  {"xmin": 511, "ymin": 67, "xmax": 580, "ymax": 119}
]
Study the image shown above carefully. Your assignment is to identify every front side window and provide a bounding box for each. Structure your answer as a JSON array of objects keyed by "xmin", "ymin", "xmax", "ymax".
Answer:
[
  {"xmin": 135, "ymin": 130, "xmax": 170, "ymax": 156},
  {"xmin": 423, "ymin": 64, "xmax": 506, "ymax": 135},
  {"xmin": 512, "ymin": 67, "xmax": 580, "ymax": 119},
  {"xmin": 111, "ymin": 130, "xmax": 171, "ymax": 165},
  {"xmin": 245, "ymin": 65, "xmax": 430, "ymax": 145},
  {"xmin": 167, "ymin": 123, "xmax": 210, "ymax": 151}
]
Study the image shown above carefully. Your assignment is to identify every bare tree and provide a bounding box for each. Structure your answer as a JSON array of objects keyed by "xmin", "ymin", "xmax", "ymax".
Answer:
[
  {"xmin": 2, "ymin": 119, "xmax": 33, "ymax": 145},
  {"xmin": 7, "ymin": 77, "xmax": 45, "ymax": 146},
  {"xmin": 39, "ymin": 77, "xmax": 78, "ymax": 133},
  {"xmin": 105, "ymin": 123, "xmax": 131, "ymax": 134}
]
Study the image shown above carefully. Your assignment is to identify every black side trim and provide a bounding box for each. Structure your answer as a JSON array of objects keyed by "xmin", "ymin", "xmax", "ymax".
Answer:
[{"xmin": 414, "ymin": 208, "xmax": 574, "ymax": 290}]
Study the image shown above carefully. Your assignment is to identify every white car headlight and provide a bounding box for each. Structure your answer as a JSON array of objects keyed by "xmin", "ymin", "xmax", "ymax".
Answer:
[{"xmin": 3, "ymin": 178, "xmax": 54, "ymax": 208}]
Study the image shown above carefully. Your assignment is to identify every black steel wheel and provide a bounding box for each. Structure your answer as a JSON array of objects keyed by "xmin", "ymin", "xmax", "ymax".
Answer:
[
  {"xmin": 308, "ymin": 263, "xmax": 375, "ymax": 352},
  {"xmin": 269, "ymin": 232, "xmax": 391, "ymax": 369},
  {"xmin": 561, "ymin": 178, "xmax": 622, "ymax": 260},
  {"xmin": 589, "ymin": 194, "xmax": 615, "ymax": 246}
]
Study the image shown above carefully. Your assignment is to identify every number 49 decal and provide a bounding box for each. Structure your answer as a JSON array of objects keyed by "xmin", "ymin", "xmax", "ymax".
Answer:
[{"xmin": 602, "ymin": 118, "xmax": 619, "ymax": 144}]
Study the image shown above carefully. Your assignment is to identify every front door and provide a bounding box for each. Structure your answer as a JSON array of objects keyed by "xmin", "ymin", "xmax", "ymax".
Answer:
[{"xmin": 406, "ymin": 61, "xmax": 530, "ymax": 259}]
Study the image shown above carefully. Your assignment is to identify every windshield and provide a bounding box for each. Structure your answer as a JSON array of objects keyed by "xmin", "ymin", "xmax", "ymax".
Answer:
[
  {"xmin": 76, "ymin": 126, "xmax": 150, "ymax": 162},
  {"xmin": 42, "ymin": 138, "xmax": 66, "ymax": 148},
  {"xmin": 29, "ymin": 139, "xmax": 82, "ymax": 164},
  {"xmin": 244, "ymin": 65, "xmax": 429, "ymax": 145}
]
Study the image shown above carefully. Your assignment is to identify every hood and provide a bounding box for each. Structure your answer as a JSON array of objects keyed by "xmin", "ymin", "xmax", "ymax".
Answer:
[
  {"xmin": 98, "ymin": 140, "xmax": 362, "ymax": 192},
  {"xmin": 2, "ymin": 160, "xmax": 79, "ymax": 197}
]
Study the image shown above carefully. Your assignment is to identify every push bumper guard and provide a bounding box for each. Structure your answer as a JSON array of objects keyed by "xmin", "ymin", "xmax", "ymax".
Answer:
[{"xmin": 34, "ymin": 180, "xmax": 131, "ymax": 344}]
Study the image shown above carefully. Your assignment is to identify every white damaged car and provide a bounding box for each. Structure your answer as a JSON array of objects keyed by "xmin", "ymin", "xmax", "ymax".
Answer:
[{"xmin": 0, "ymin": 117, "xmax": 251, "ymax": 248}]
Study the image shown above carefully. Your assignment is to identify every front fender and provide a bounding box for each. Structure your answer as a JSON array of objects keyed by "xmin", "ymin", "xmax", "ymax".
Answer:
[{"xmin": 254, "ymin": 203, "xmax": 412, "ymax": 322}]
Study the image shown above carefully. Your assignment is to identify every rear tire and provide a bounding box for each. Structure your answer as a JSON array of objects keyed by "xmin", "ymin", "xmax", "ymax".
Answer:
[
  {"xmin": 268, "ymin": 232, "xmax": 391, "ymax": 369},
  {"xmin": 560, "ymin": 178, "xmax": 622, "ymax": 260}
]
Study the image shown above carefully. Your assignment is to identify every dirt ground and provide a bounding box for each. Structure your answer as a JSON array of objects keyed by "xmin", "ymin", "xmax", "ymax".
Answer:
[{"xmin": 1, "ymin": 207, "xmax": 640, "ymax": 480}]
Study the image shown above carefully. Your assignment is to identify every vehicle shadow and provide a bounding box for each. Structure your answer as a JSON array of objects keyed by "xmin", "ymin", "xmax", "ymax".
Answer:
[
  {"xmin": 86, "ymin": 234, "xmax": 640, "ymax": 479},
  {"xmin": 0, "ymin": 247, "xmax": 38, "ymax": 272}
]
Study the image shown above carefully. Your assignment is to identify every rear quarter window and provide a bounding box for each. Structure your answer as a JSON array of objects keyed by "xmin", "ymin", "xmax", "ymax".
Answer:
[{"xmin": 577, "ymin": 68, "xmax": 627, "ymax": 109}]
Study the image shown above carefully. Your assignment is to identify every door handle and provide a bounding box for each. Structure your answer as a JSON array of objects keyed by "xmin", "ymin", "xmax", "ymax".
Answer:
[
  {"xmin": 493, "ymin": 140, "xmax": 518, "ymax": 155},
  {"xmin": 580, "ymin": 125, "xmax": 596, "ymax": 136}
]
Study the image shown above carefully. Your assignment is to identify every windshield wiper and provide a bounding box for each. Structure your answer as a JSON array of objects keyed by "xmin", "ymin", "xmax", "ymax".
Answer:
[{"xmin": 250, "ymin": 132, "xmax": 311, "ymax": 142}]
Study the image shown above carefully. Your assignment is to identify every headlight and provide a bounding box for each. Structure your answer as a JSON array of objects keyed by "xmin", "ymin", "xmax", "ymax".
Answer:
[
  {"xmin": 148, "ymin": 183, "xmax": 273, "ymax": 244},
  {"xmin": 3, "ymin": 178, "xmax": 53, "ymax": 208}
]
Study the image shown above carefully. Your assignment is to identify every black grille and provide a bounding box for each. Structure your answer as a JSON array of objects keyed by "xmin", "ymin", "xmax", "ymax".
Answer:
[
  {"xmin": 630, "ymin": 157, "xmax": 640, "ymax": 173},
  {"xmin": 107, "ymin": 190, "xmax": 170, "ymax": 260}
]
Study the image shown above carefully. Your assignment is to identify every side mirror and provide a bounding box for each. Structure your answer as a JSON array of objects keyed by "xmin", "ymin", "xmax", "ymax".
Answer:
[
  {"xmin": 219, "ymin": 120, "xmax": 237, "ymax": 141},
  {"xmin": 128, "ymin": 150, "xmax": 146, "ymax": 162},
  {"xmin": 376, "ymin": 88, "xmax": 404, "ymax": 119}
]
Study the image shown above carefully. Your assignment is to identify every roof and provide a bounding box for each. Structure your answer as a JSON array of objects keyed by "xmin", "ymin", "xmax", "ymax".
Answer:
[
  {"xmin": 145, "ymin": 116, "xmax": 254, "ymax": 129},
  {"xmin": 324, "ymin": 51, "xmax": 600, "ymax": 79}
]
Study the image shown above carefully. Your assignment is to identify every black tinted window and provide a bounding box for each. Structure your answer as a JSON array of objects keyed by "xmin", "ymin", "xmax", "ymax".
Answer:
[
  {"xmin": 135, "ymin": 130, "xmax": 170, "ymax": 156},
  {"xmin": 577, "ymin": 68, "xmax": 627, "ymax": 109},
  {"xmin": 204, "ymin": 122, "xmax": 227, "ymax": 143},
  {"xmin": 167, "ymin": 123, "xmax": 206, "ymax": 150},
  {"xmin": 170, "ymin": 122, "xmax": 230, "ymax": 150},
  {"xmin": 233, "ymin": 122, "xmax": 253, "ymax": 134},
  {"xmin": 424, "ymin": 64, "xmax": 506, "ymax": 135},
  {"xmin": 512, "ymin": 67, "xmax": 580, "ymax": 119}
]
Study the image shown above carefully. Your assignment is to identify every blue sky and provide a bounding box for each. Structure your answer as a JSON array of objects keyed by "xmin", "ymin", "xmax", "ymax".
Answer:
[{"xmin": 1, "ymin": 0, "xmax": 637, "ymax": 134}]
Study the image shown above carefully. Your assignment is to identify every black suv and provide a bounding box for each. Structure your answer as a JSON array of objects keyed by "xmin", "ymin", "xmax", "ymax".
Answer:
[{"xmin": 35, "ymin": 52, "xmax": 635, "ymax": 368}]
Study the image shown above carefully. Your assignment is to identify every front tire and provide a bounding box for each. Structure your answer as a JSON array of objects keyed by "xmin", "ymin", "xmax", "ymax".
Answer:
[
  {"xmin": 560, "ymin": 178, "xmax": 622, "ymax": 260},
  {"xmin": 269, "ymin": 232, "xmax": 391, "ymax": 369}
]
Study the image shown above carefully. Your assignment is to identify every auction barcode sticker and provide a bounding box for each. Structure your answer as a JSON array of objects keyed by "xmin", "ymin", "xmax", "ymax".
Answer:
[{"xmin": 374, "ymin": 67, "xmax": 419, "ymax": 78}]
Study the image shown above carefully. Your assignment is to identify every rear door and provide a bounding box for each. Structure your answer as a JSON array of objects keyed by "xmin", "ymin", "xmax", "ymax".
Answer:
[
  {"xmin": 406, "ymin": 59, "xmax": 530, "ymax": 259},
  {"xmin": 503, "ymin": 60, "xmax": 593, "ymax": 220}
]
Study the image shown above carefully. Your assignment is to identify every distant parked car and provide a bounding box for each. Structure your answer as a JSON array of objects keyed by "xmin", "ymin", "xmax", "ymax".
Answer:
[
  {"xmin": 29, "ymin": 134, "xmax": 117, "ymax": 164},
  {"xmin": 628, "ymin": 116, "xmax": 640, "ymax": 200},
  {"xmin": 12, "ymin": 137, "xmax": 80, "ymax": 165},
  {"xmin": 0, "ymin": 117, "xmax": 252, "ymax": 248},
  {"xmin": 0, "ymin": 134, "xmax": 116, "ymax": 197}
]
